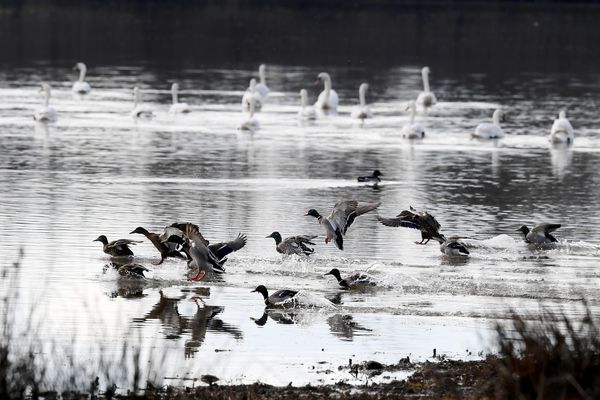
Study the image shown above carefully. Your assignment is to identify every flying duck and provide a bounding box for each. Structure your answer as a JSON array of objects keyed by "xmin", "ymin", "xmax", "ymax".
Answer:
[
  {"xmin": 266, "ymin": 232, "xmax": 317, "ymax": 256},
  {"xmin": 518, "ymin": 223, "xmax": 561, "ymax": 246},
  {"xmin": 251, "ymin": 285, "xmax": 299, "ymax": 308},
  {"xmin": 357, "ymin": 170, "xmax": 383, "ymax": 183},
  {"xmin": 378, "ymin": 206, "xmax": 445, "ymax": 245},
  {"xmin": 438, "ymin": 236, "xmax": 470, "ymax": 257},
  {"xmin": 325, "ymin": 268, "xmax": 376, "ymax": 289},
  {"xmin": 129, "ymin": 226, "xmax": 186, "ymax": 264},
  {"xmin": 306, "ymin": 200, "xmax": 381, "ymax": 250},
  {"xmin": 93, "ymin": 235, "xmax": 141, "ymax": 257},
  {"xmin": 117, "ymin": 263, "xmax": 149, "ymax": 279}
]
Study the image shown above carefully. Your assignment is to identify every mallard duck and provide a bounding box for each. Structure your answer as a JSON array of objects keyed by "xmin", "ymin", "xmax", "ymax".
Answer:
[
  {"xmin": 357, "ymin": 170, "xmax": 383, "ymax": 183},
  {"xmin": 129, "ymin": 226, "xmax": 186, "ymax": 264},
  {"xmin": 314, "ymin": 72, "xmax": 339, "ymax": 111},
  {"xmin": 117, "ymin": 263, "xmax": 149, "ymax": 279},
  {"xmin": 251, "ymin": 285, "xmax": 299, "ymax": 308},
  {"xmin": 306, "ymin": 200, "xmax": 380, "ymax": 250},
  {"xmin": 325, "ymin": 268, "xmax": 376, "ymax": 289},
  {"xmin": 378, "ymin": 206, "xmax": 445, "ymax": 245},
  {"xmin": 472, "ymin": 109, "xmax": 505, "ymax": 139},
  {"xmin": 416, "ymin": 66, "xmax": 437, "ymax": 109},
  {"xmin": 438, "ymin": 236, "xmax": 469, "ymax": 257},
  {"xmin": 549, "ymin": 110, "xmax": 574, "ymax": 144},
  {"xmin": 93, "ymin": 235, "xmax": 140, "ymax": 257},
  {"xmin": 518, "ymin": 223, "xmax": 561, "ymax": 246},
  {"xmin": 72, "ymin": 62, "xmax": 92, "ymax": 95},
  {"xmin": 266, "ymin": 232, "xmax": 316, "ymax": 256},
  {"xmin": 351, "ymin": 83, "xmax": 373, "ymax": 120}
]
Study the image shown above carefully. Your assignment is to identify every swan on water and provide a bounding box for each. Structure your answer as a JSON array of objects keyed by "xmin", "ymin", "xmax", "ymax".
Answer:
[
  {"xmin": 255, "ymin": 64, "xmax": 270, "ymax": 100},
  {"xmin": 72, "ymin": 62, "xmax": 91, "ymax": 95},
  {"xmin": 472, "ymin": 109, "xmax": 505, "ymax": 139},
  {"xmin": 34, "ymin": 83, "xmax": 58, "ymax": 123},
  {"xmin": 314, "ymin": 72, "xmax": 339, "ymax": 111},
  {"xmin": 169, "ymin": 83, "xmax": 191, "ymax": 114},
  {"xmin": 400, "ymin": 101, "xmax": 425, "ymax": 139},
  {"xmin": 130, "ymin": 86, "xmax": 155, "ymax": 119},
  {"xmin": 549, "ymin": 110, "xmax": 574, "ymax": 145},
  {"xmin": 351, "ymin": 82, "xmax": 373, "ymax": 120},
  {"xmin": 298, "ymin": 89, "xmax": 316, "ymax": 120},
  {"xmin": 242, "ymin": 78, "xmax": 263, "ymax": 112},
  {"xmin": 239, "ymin": 95, "xmax": 260, "ymax": 131},
  {"xmin": 416, "ymin": 66, "xmax": 437, "ymax": 109}
]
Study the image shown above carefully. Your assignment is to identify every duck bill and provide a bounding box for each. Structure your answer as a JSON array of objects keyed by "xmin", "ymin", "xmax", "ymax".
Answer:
[{"xmin": 250, "ymin": 289, "xmax": 257, "ymax": 293}]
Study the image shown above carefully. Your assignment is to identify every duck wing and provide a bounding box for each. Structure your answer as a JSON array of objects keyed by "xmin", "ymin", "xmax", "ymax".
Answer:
[
  {"xmin": 377, "ymin": 215, "xmax": 420, "ymax": 229},
  {"xmin": 330, "ymin": 200, "xmax": 380, "ymax": 235},
  {"xmin": 209, "ymin": 234, "xmax": 247, "ymax": 259},
  {"xmin": 117, "ymin": 263, "xmax": 149, "ymax": 278},
  {"xmin": 534, "ymin": 223, "xmax": 561, "ymax": 233},
  {"xmin": 109, "ymin": 239, "xmax": 142, "ymax": 247}
]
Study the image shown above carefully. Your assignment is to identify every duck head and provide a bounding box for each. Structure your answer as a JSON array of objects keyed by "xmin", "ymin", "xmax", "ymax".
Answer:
[
  {"xmin": 93, "ymin": 235, "xmax": 108, "ymax": 245},
  {"xmin": 517, "ymin": 225, "xmax": 530, "ymax": 237},
  {"xmin": 305, "ymin": 209, "xmax": 321, "ymax": 219},
  {"xmin": 324, "ymin": 268, "xmax": 343, "ymax": 282},
  {"xmin": 266, "ymin": 232, "xmax": 282, "ymax": 245},
  {"xmin": 372, "ymin": 170, "xmax": 383, "ymax": 178},
  {"xmin": 251, "ymin": 285, "xmax": 269, "ymax": 300},
  {"xmin": 130, "ymin": 226, "xmax": 149, "ymax": 236}
]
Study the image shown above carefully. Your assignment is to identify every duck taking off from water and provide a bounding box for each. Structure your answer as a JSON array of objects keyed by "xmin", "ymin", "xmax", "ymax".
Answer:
[
  {"xmin": 130, "ymin": 86, "xmax": 154, "ymax": 119},
  {"xmin": 472, "ymin": 109, "xmax": 505, "ymax": 139},
  {"xmin": 325, "ymin": 268, "xmax": 376, "ymax": 289},
  {"xmin": 357, "ymin": 170, "xmax": 383, "ymax": 183},
  {"xmin": 252, "ymin": 285, "xmax": 299, "ymax": 308},
  {"xmin": 169, "ymin": 83, "xmax": 191, "ymax": 114},
  {"xmin": 378, "ymin": 206, "xmax": 445, "ymax": 245},
  {"xmin": 72, "ymin": 62, "xmax": 91, "ymax": 95},
  {"xmin": 93, "ymin": 235, "xmax": 141, "ymax": 257},
  {"xmin": 306, "ymin": 200, "xmax": 380, "ymax": 250},
  {"xmin": 117, "ymin": 263, "xmax": 149, "ymax": 279},
  {"xmin": 34, "ymin": 83, "xmax": 58, "ymax": 123},
  {"xmin": 298, "ymin": 89, "xmax": 317, "ymax": 120},
  {"xmin": 518, "ymin": 223, "xmax": 561, "ymax": 246},
  {"xmin": 242, "ymin": 78, "xmax": 263, "ymax": 112},
  {"xmin": 314, "ymin": 72, "xmax": 339, "ymax": 111},
  {"xmin": 351, "ymin": 83, "xmax": 373, "ymax": 120},
  {"xmin": 266, "ymin": 232, "xmax": 317, "ymax": 256},
  {"xmin": 549, "ymin": 110, "xmax": 574, "ymax": 145},
  {"xmin": 416, "ymin": 66, "xmax": 437, "ymax": 109},
  {"xmin": 255, "ymin": 64, "xmax": 270, "ymax": 100},
  {"xmin": 129, "ymin": 226, "xmax": 186, "ymax": 264},
  {"xmin": 400, "ymin": 101, "xmax": 425, "ymax": 139},
  {"xmin": 438, "ymin": 236, "xmax": 470, "ymax": 257}
]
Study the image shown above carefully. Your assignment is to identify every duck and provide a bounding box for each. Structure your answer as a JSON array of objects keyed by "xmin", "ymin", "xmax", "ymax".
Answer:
[
  {"xmin": 239, "ymin": 94, "xmax": 260, "ymax": 131},
  {"xmin": 325, "ymin": 268, "xmax": 376, "ymax": 289},
  {"xmin": 350, "ymin": 83, "xmax": 373, "ymax": 120},
  {"xmin": 416, "ymin": 66, "xmax": 437, "ymax": 109},
  {"xmin": 306, "ymin": 200, "xmax": 380, "ymax": 250},
  {"xmin": 241, "ymin": 78, "xmax": 263, "ymax": 112},
  {"xmin": 117, "ymin": 263, "xmax": 149, "ymax": 279},
  {"xmin": 255, "ymin": 64, "xmax": 270, "ymax": 100},
  {"xmin": 357, "ymin": 170, "xmax": 383, "ymax": 183},
  {"xmin": 93, "ymin": 235, "xmax": 141, "ymax": 257},
  {"xmin": 549, "ymin": 110, "xmax": 574, "ymax": 145},
  {"xmin": 72, "ymin": 62, "xmax": 91, "ymax": 95},
  {"xmin": 438, "ymin": 236, "xmax": 470, "ymax": 257},
  {"xmin": 251, "ymin": 285, "xmax": 299, "ymax": 308},
  {"xmin": 34, "ymin": 83, "xmax": 58, "ymax": 123},
  {"xmin": 169, "ymin": 83, "xmax": 191, "ymax": 114},
  {"xmin": 298, "ymin": 89, "xmax": 317, "ymax": 120},
  {"xmin": 130, "ymin": 86, "xmax": 154, "ymax": 119},
  {"xmin": 400, "ymin": 101, "xmax": 425, "ymax": 139},
  {"xmin": 472, "ymin": 109, "xmax": 505, "ymax": 139},
  {"xmin": 266, "ymin": 232, "xmax": 317, "ymax": 256},
  {"xmin": 129, "ymin": 226, "xmax": 186, "ymax": 264},
  {"xmin": 314, "ymin": 72, "xmax": 339, "ymax": 111},
  {"xmin": 378, "ymin": 206, "xmax": 445, "ymax": 245},
  {"xmin": 518, "ymin": 223, "xmax": 562, "ymax": 246}
]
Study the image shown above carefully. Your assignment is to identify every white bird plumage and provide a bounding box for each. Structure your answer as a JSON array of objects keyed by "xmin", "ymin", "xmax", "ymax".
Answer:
[
  {"xmin": 130, "ymin": 86, "xmax": 155, "ymax": 119},
  {"xmin": 416, "ymin": 66, "xmax": 437, "ymax": 109},
  {"xmin": 169, "ymin": 83, "xmax": 191, "ymax": 114},
  {"xmin": 255, "ymin": 64, "xmax": 270, "ymax": 100},
  {"xmin": 242, "ymin": 78, "xmax": 263, "ymax": 112},
  {"xmin": 549, "ymin": 110, "xmax": 574, "ymax": 145},
  {"xmin": 239, "ymin": 94, "xmax": 260, "ymax": 131},
  {"xmin": 72, "ymin": 62, "xmax": 91, "ymax": 95},
  {"xmin": 298, "ymin": 89, "xmax": 316, "ymax": 120},
  {"xmin": 350, "ymin": 82, "xmax": 373, "ymax": 120},
  {"xmin": 314, "ymin": 72, "xmax": 339, "ymax": 111},
  {"xmin": 400, "ymin": 101, "xmax": 425, "ymax": 139},
  {"xmin": 472, "ymin": 109, "xmax": 505, "ymax": 139},
  {"xmin": 34, "ymin": 83, "xmax": 58, "ymax": 123}
]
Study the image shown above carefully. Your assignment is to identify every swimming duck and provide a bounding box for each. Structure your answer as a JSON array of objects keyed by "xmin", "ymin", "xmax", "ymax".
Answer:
[
  {"xmin": 266, "ymin": 232, "xmax": 317, "ymax": 256},
  {"xmin": 518, "ymin": 223, "xmax": 561, "ymax": 246},
  {"xmin": 400, "ymin": 101, "xmax": 425, "ymax": 139},
  {"xmin": 255, "ymin": 64, "xmax": 270, "ymax": 100},
  {"xmin": 239, "ymin": 94, "xmax": 260, "ymax": 131},
  {"xmin": 416, "ymin": 66, "xmax": 437, "ymax": 109},
  {"xmin": 549, "ymin": 110, "xmax": 574, "ymax": 145},
  {"xmin": 130, "ymin": 86, "xmax": 154, "ymax": 119},
  {"xmin": 251, "ymin": 285, "xmax": 299, "ymax": 308},
  {"xmin": 472, "ymin": 109, "xmax": 505, "ymax": 139},
  {"xmin": 169, "ymin": 83, "xmax": 191, "ymax": 114},
  {"xmin": 117, "ymin": 263, "xmax": 149, "ymax": 279},
  {"xmin": 325, "ymin": 268, "xmax": 376, "ymax": 289},
  {"xmin": 378, "ymin": 206, "xmax": 445, "ymax": 245},
  {"xmin": 34, "ymin": 83, "xmax": 58, "ymax": 123},
  {"xmin": 351, "ymin": 83, "xmax": 373, "ymax": 120},
  {"xmin": 72, "ymin": 62, "xmax": 91, "ymax": 95},
  {"xmin": 298, "ymin": 89, "xmax": 317, "ymax": 121},
  {"xmin": 357, "ymin": 170, "xmax": 383, "ymax": 183},
  {"xmin": 438, "ymin": 236, "xmax": 470, "ymax": 257},
  {"xmin": 129, "ymin": 226, "xmax": 186, "ymax": 264},
  {"xmin": 93, "ymin": 235, "xmax": 141, "ymax": 257},
  {"xmin": 241, "ymin": 78, "xmax": 263, "ymax": 112},
  {"xmin": 314, "ymin": 72, "xmax": 339, "ymax": 111},
  {"xmin": 306, "ymin": 200, "xmax": 380, "ymax": 250}
]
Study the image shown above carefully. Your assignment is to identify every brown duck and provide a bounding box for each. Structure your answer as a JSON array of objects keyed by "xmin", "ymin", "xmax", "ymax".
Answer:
[
  {"xmin": 93, "ymin": 235, "xmax": 141, "ymax": 257},
  {"xmin": 130, "ymin": 226, "xmax": 186, "ymax": 264}
]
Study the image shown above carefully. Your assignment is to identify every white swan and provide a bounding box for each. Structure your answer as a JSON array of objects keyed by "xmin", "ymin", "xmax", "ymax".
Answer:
[
  {"xmin": 472, "ymin": 109, "xmax": 505, "ymax": 139},
  {"xmin": 255, "ymin": 64, "xmax": 270, "ymax": 100},
  {"xmin": 298, "ymin": 89, "xmax": 316, "ymax": 120},
  {"xmin": 130, "ymin": 86, "xmax": 155, "ymax": 119},
  {"xmin": 314, "ymin": 72, "xmax": 339, "ymax": 111},
  {"xmin": 400, "ymin": 101, "xmax": 425, "ymax": 139},
  {"xmin": 549, "ymin": 110, "xmax": 574, "ymax": 145},
  {"xmin": 416, "ymin": 66, "xmax": 437, "ymax": 109},
  {"xmin": 34, "ymin": 83, "xmax": 58, "ymax": 123},
  {"xmin": 239, "ymin": 95, "xmax": 260, "ymax": 131},
  {"xmin": 351, "ymin": 82, "xmax": 373, "ymax": 120},
  {"xmin": 242, "ymin": 78, "xmax": 263, "ymax": 112},
  {"xmin": 169, "ymin": 83, "xmax": 191, "ymax": 114},
  {"xmin": 72, "ymin": 62, "xmax": 91, "ymax": 95}
]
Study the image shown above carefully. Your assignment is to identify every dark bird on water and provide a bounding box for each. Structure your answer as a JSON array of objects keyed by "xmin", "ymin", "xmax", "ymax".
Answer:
[
  {"xmin": 93, "ymin": 235, "xmax": 141, "ymax": 257},
  {"xmin": 378, "ymin": 206, "xmax": 445, "ymax": 245},
  {"xmin": 518, "ymin": 223, "xmax": 561, "ymax": 246},
  {"xmin": 357, "ymin": 170, "xmax": 383, "ymax": 183},
  {"xmin": 130, "ymin": 226, "xmax": 186, "ymax": 264},
  {"xmin": 251, "ymin": 285, "xmax": 299, "ymax": 308},
  {"xmin": 266, "ymin": 232, "xmax": 317, "ymax": 256}
]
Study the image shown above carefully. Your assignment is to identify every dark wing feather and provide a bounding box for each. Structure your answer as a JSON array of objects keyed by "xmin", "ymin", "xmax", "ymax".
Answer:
[
  {"xmin": 110, "ymin": 239, "xmax": 141, "ymax": 247},
  {"xmin": 378, "ymin": 216, "xmax": 420, "ymax": 229},
  {"xmin": 448, "ymin": 241, "xmax": 470, "ymax": 255},
  {"xmin": 208, "ymin": 234, "xmax": 247, "ymax": 259}
]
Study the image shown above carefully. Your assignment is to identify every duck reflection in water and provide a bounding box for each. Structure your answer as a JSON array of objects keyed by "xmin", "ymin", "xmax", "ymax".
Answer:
[
  {"xmin": 251, "ymin": 310, "xmax": 298, "ymax": 326},
  {"xmin": 327, "ymin": 314, "xmax": 372, "ymax": 341}
]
